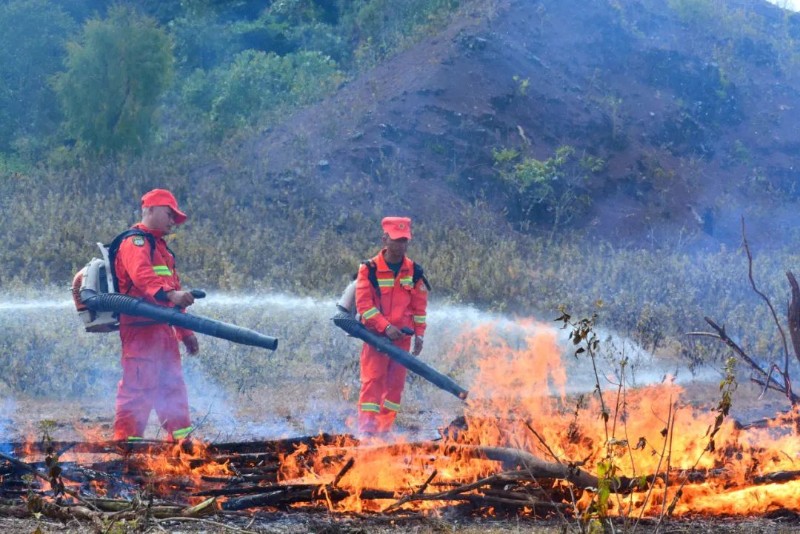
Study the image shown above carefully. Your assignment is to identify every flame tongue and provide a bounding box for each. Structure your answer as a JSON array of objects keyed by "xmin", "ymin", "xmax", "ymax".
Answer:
[
  {"xmin": 7, "ymin": 322, "xmax": 800, "ymax": 518},
  {"xmin": 274, "ymin": 322, "xmax": 800, "ymax": 517}
]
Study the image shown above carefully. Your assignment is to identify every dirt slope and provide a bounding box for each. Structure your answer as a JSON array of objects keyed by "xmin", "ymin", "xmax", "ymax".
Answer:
[{"xmin": 243, "ymin": 0, "xmax": 800, "ymax": 248}]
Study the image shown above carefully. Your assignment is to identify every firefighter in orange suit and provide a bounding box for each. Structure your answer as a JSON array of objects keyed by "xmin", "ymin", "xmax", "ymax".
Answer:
[
  {"xmin": 355, "ymin": 216, "xmax": 428, "ymax": 435},
  {"xmin": 113, "ymin": 189, "xmax": 198, "ymax": 442}
]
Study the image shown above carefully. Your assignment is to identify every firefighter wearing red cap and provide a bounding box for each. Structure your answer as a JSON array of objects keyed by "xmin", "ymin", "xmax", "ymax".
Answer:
[
  {"xmin": 112, "ymin": 189, "xmax": 198, "ymax": 442},
  {"xmin": 355, "ymin": 216, "xmax": 428, "ymax": 435}
]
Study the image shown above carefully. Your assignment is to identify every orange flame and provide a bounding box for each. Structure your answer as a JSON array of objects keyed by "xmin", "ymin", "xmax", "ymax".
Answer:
[
  {"xmin": 277, "ymin": 320, "xmax": 800, "ymax": 517},
  {"xmin": 9, "ymin": 320, "xmax": 800, "ymax": 518},
  {"xmin": 135, "ymin": 439, "xmax": 230, "ymax": 500}
]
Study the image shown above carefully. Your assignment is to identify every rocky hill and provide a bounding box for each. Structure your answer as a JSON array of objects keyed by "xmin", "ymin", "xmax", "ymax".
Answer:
[{"xmin": 233, "ymin": 0, "xmax": 800, "ymax": 249}]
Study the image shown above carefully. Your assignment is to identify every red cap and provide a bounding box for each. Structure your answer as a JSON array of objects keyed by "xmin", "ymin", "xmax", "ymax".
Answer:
[
  {"xmin": 141, "ymin": 189, "xmax": 187, "ymax": 225},
  {"xmin": 381, "ymin": 216, "xmax": 412, "ymax": 240}
]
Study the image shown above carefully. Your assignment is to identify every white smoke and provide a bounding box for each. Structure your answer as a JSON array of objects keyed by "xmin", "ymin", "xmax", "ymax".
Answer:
[
  {"xmin": 1, "ymin": 288, "xmax": 713, "ymax": 441},
  {"xmin": 0, "ymin": 397, "xmax": 15, "ymax": 454}
]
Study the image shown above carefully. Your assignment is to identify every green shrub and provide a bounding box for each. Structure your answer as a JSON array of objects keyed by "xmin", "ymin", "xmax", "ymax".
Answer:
[
  {"xmin": 53, "ymin": 5, "xmax": 173, "ymax": 155},
  {"xmin": 339, "ymin": 0, "xmax": 462, "ymax": 67},
  {"xmin": 232, "ymin": 2, "xmax": 346, "ymax": 59},
  {"xmin": 493, "ymin": 145, "xmax": 605, "ymax": 241},
  {"xmin": 182, "ymin": 49, "xmax": 343, "ymax": 133},
  {"xmin": 0, "ymin": 154, "xmax": 30, "ymax": 175}
]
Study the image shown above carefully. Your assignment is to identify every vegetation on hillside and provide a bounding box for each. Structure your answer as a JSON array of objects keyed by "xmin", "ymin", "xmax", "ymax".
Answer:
[{"xmin": 0, "ymin": 0, "xmax": 465, "ymax": 160}]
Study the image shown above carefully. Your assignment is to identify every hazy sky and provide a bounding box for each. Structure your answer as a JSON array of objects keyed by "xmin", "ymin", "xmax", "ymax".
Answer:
[{"xmin": 768, "ymin": 0, "xmax": 800, "ymax": 10}]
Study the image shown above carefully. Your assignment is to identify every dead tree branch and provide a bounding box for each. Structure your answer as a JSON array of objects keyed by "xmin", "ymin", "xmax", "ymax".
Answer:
[
  {"xmin": 786, "ymin": 271, "xmax": 800, "ymax": 367},
  {"xmin": 741, "ymin": 216, "xmax": 793, "ymax": 400},
  {"xmin": 694, "ymin": 318, "xmax": 799, "ymax": 405}
]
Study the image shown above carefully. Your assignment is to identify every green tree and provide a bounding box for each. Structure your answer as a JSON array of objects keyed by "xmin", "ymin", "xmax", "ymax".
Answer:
[
  {"xmin": 53, "ymin": 5, "xmax": 173, "ymax": 155},
  {"xmin": 0, "ymin": 0, "xmax": 76, "ymax": 154}
]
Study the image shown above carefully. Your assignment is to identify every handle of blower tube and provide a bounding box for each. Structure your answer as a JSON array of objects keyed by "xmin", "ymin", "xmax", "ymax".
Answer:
[
  {"xmin": 400, "ymin": 327, "xmax": 414, "ymax": 336},
  {"xmin": 175, "ymin": 289, "xmax": 206, "ymax": 311}
]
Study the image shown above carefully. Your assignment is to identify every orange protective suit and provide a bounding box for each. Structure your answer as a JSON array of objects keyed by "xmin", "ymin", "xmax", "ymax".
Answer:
[
  {"xmin": 112, "ymin": 223, "xmax": 193, "ymax": 442},
  {"xmin": 355, "ymin": 251, "xmax": 428, "ymax": 434}
]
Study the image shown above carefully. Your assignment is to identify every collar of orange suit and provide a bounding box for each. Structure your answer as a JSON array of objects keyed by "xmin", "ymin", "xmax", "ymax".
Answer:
[{"xmin": 134, "ymin": 222, "xmax": 167, "ymax": 240}]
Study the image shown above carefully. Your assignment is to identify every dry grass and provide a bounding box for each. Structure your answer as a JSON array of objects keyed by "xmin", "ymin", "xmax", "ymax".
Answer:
[{"xmin": 2, "ymin": 223, "xmax": 799, "ymax": 400}]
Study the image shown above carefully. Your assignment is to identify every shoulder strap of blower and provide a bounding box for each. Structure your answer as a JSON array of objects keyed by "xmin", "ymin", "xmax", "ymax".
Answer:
[
  {"xmin": 361, "ymin": 260, "xmax": 432, "ymax": 292},
  {"xmin": 106, "ymin": 229, "xmax": 158, "ymax": 294}
]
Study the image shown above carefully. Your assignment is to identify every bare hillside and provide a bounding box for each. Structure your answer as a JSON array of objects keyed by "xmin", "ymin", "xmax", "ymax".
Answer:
[{"xmin": 241, "ymin": 0, "xmax": 800, "ymax": 248}]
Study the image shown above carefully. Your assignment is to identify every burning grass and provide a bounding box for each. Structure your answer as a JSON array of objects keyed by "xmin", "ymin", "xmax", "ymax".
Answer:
[{"xmin": 3, "ymin": 319, "xmax": 800, "ymax": 533}]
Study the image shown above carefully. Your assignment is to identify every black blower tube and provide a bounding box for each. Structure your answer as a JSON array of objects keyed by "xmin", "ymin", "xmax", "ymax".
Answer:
[
  {"xmin": 81, "ymin": 289, "xmax": 278, "ymax": 351},
  {"xmin": 332, "ymin": 311, "xmax": 468, "ymax": 400}
]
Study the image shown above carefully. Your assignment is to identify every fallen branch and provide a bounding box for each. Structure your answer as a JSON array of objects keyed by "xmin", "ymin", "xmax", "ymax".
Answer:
[
  {"xmin": 0, "ymin": 451, "xmax": 100, "ymax": 512},
  {"xmin": 753, "ymin": 470, "xmax": 800, "ymax": 485},
  {"xmin": 383, "ymin": 469, "xmax": 438, "ymax": 513},
  {"xmin": 209, "ymin": 434, "xmax": 352, "ymax": 455},
  {"xmin": 220, "ymin": 485, "xmax": 396, "ymax": 511}
]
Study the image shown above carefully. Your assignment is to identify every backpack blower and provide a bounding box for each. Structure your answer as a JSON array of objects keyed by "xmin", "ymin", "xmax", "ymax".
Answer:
[
  {"xmin": 71, "ymin": 232, "xmax": 278, "ymax": 351},
  {"xmin": 333, "ymin": 277, "xmax": 468, "ymax": 400}
]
